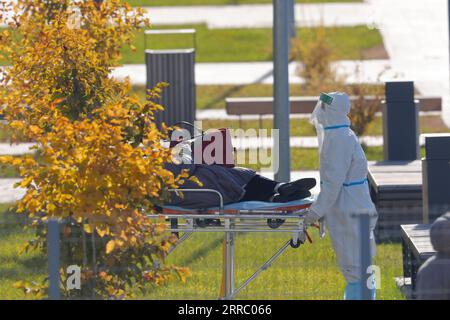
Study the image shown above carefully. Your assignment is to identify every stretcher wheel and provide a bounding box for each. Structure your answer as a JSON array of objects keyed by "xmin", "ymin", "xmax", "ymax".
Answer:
[
  {"xmin": 267, "ymin": 218, "xmax": 285, "ymax": 229},
  {"xmin": 290, "ymin": 238, "xmax": 302, "ymax": 248},
  {"xmin": 208, "ymin": 219, "xmax": 222, "ymax": 227},
  {"xmin": 194, "ymin": 218, "xmax": 221, "ymax": 228},
  {"xmin": 194, "ymin": 219, "xmax": 207, "ymax": 228},
  {"xmin": 170, "ymin": 218, "xmax": 179, "ymax": 239}
]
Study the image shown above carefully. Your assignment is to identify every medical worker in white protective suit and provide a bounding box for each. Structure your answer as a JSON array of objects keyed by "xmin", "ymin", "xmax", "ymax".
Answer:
[{"xmin": 304, "ymin": 92, "xmax": 378, "ymax": 300}]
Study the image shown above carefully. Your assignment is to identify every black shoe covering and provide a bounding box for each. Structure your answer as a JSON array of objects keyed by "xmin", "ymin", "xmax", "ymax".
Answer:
[
  {"xmin": 278, "ymin": 178, "xmax": 316, "ymax": 196},
  {"xmin": 272, "ymin": 190, "xmax": 312, "ymax": 203}
]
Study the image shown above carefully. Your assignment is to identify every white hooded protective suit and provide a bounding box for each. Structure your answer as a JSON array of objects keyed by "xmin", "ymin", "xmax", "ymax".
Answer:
[{"xmin": 309, "ymin": 92, "xmax": 378, "ymax": 283}]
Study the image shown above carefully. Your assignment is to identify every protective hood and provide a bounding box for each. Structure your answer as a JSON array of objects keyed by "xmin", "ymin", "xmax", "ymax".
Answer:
[
  {"xmin": 310, "ymin": 92, "xmax": 351, "ymax": 128},
  {"xmin": 310, "ymin": 92, "xmax": 351, "ymax": 152}
]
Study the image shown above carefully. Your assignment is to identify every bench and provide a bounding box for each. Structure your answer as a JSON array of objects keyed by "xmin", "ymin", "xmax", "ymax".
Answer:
[
  {"xmin": 368, "ymin": 161, "xmax": 423, "ymax": 240},
  {"xmin": 400, "ymin": 224, "xmax": 436, "ymax": 298},
  {"xmin": 225, "ymin": 96, "xmax": 441, "ymax": 118}
]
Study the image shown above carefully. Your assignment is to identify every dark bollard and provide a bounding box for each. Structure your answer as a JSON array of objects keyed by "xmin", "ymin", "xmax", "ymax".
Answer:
[
  {"xmin": 145, "ymin": 30, "xmax": 196, "ymax": 132},
  {"xmin": 47, "ymin": 219, "xmax": 61, "ymax": 300},
  {"xmin": 382, "ymin": 81, "xmax": 420, "ymax": 161},
  {"xmin": 422, "ymin": 134, "xmax": 450, "ymax": 223},
  {"xmin": 359, "ymin": 213, "xmax": 373, "ymax": 300}
]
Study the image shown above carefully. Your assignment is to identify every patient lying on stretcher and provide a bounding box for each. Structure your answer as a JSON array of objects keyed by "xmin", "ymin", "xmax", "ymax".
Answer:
[
  {"xmin": 163, "ymin": 134, "xmax": 316, "ymax": 209},
  {"xmin": 165, "ymin": 163, "xmax": 316, "ymax": 209}
]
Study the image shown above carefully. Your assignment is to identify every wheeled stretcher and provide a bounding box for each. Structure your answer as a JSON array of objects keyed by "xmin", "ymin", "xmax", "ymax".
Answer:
[{"xmin": 148, "ymin": 189, "xmax": 325, "ymax": 300}]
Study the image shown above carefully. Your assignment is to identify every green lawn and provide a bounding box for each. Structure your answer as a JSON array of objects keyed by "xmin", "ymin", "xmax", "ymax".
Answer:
[
  {"xmin": 141, "ymin": 232, "xmax": 403, "ymax": 300},
  {"xmin": 0, "ymin": 162, "xmax": 19, "ymax": 178},
  {"xmin": 0, "ymin": 204, "xmax": 47, "ymax": 299},
  {"xmin": 127, "ymin": 0, "xmax": 362, "ymax": 6},
  {"xmin": 238, "ymin": 147, "xmax": 384, "ymax": 171},
  {"xmin": 0, "ymin": 204, "xmax": 403, "ymax": 300},
  {"xmin": 0, "ymin": 25, "xmax": 383, "ymax": 66},
  {"xmin": 122, "ymin": 25, "xmax": 384, "ymax": 63}
]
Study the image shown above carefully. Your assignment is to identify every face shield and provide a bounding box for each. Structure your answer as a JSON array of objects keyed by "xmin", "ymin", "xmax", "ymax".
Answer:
[{"xmin": 310, "ymin": 93, "xmax": 334, "ymax": 153}]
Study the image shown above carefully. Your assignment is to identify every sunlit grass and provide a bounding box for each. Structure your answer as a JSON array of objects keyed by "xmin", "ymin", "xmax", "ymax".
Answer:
[
  {"xmin": 138, "ymin": 231, "xmax": 403, "ymax": 300},
  {"xmin": 0, "ymin": 24, "xmax": 383, "ymax": 66},
  {"xmin": 122, "ymin": 24, "xmax": 384, "ymax": 63},
  {"xmin": 0, "ymin": 203, "xmax": 404, "ymax": 299},
  {"xmin": 0, "ymin": 204, "xmax": 47, "ymax": 299}
]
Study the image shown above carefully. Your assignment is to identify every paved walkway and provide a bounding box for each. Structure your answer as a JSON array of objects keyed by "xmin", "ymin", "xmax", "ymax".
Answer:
[
  {"xmin": 112, "ymin": 59, "xmax": 395, "ymax": 86},
  {"xmin": 233, "ymin": 135, "xmax": 429, "ymax": 149},
  {"xmin": 0, "ymin": 178, "xmax": 24, "ymax": 203},
  {"xmin": 369, "ymin": 0, "xmax": 450, "ymax": 126},
  {"xmin": 145, "ymin": 3, "xmax": 375, "ymax": 29},
  {"xmin": 0, "ymin": 143, "xmax": 35, "ymax": 155},
  {"xmin": 0, "ymin": 2, "xmax": 375, "ymax": 29},
  {"xmin": 0, "ymin": 134, "xmax": 429, "ymax": 153}
]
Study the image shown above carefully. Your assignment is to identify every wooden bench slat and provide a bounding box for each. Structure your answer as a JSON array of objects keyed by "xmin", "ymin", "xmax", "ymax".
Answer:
[{"xmin": 225, "ymin": 96, "xmax": 442, "ymax": 115}]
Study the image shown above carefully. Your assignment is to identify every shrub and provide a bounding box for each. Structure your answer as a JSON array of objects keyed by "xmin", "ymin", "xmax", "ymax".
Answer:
[
  {"xmin": 291, "ymin": 25, "xmax": 385, "ymax": 138},
  {"xmin": 0, "ymin": 0, "xmax": 193, "ymax": 299},
  {"xmin": 291, "ymin": 26, "xmax": 346, "ymax": 95}
]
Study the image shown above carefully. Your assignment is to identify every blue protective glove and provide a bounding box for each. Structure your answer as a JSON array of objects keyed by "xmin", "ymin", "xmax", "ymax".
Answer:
[{"xmin": 303, "ymin": 208, "xmax": 321, "ymax": 226}]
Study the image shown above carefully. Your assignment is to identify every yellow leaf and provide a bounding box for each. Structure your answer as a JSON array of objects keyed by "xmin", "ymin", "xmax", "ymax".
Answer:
[
  {"xmin": 47, "ymin": 203, "xmax": 56, "ymax": 212},
  {"xmin": 83, "ymin": 224, "xmax": 92, "ymax": 233},
  {"xmin": 97, "ymin": 227, "xmax": 107, "ymax": 238},
  {"xmin": 20, "ymin": 176, "xmax": 34, "ymax": 188},
  {"xmin": 29, "ymin": 125, "xmax": 42, "ymax": 135},
  {"xmin": 106, "ymin": 240, "xmax": 115, "ymax": 254}
]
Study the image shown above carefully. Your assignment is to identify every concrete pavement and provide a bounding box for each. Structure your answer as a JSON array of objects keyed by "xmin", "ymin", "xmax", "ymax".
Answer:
[
  {"xmin": 112, "ymin": 59, "xmax": 395, "ymax": 86},
  {"xmin": 0, "ymin": 178, "xmax": 24, "ymax": 203},
  {"xmin": 0, "ymin": 143, "xmax": 36, "ymax": 155},
  {"xmin": 145, "ymin": 3, "xmax": 376, "ymax": 29},
  {"xmin": 0, "ymin": 2, "xmax": 377, "ymax": 29},
  {"xmin": 368, "ymin": 0, "xmax": 450, "ymax": 126}
]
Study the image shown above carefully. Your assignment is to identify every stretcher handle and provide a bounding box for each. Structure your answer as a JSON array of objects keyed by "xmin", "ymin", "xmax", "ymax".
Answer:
[
  {"xmin": 168, "ymin": 189, "xmax": 224, "ymax": 214},
  {"xmin": 165, "ymin": 121, "xmax": 205, "ymax": 145}
]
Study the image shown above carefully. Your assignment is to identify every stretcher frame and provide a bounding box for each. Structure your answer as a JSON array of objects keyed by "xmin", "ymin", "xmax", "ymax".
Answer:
[{"xmin": 148, "ymin": 189, "xmax": 325, "ymax": 300}]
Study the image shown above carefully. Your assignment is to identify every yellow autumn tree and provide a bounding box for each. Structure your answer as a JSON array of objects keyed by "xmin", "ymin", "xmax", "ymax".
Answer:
[{"xmin": 0, "ymin": 0, "xmax": 192, "ymax": 299}]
